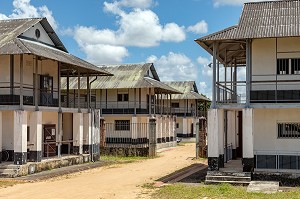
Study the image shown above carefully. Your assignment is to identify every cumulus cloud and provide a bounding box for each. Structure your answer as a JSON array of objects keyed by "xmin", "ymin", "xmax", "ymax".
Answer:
[
  {"xmin": 74, "ymin": 0, "xmax": 186, "ymax": 64},
  {"xmin": 187, "ymin": 20, "xmax": 208, "ymax": 34},
  {"xmin": 0, "ymin": 0, "xmax": 57, "ymax": 30},
  {"xmin": 213, "ymin": 0, "xmax": 280, "ymax": 7},
  {"xmin": 146, "ymin": 52, "xmax": 197, "ymax": 81}
]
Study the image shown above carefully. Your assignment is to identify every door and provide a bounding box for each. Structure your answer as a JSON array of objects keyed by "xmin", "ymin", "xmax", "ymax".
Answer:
[
  {"xmin": 40, "ymin": 75, "xmax": 54, "ymax": 106},
  {"xmin": 43, "ymin": 124, "xmax": 56, "ymax": 157},
  {"xmin": 237, "ymin": 111, "xmax": 243, "ymax": 158}
]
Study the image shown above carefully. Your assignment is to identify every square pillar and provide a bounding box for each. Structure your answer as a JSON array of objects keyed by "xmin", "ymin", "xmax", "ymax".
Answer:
[
  {"xmin": 14, "ymin": 111, "xmax": 27, "ymax": 165},
  {"xmin": 73, "ymin": 113, "xmax": 83, "ymax": 155},
  {"xmin": 242, "ymin": 108, "xmax": 254, "ymax": 172},
  {"xmin": 0, "ymin": 111, "xmax": 2, "ymax": 162},
  {"xmin": 207, "ymin": 109, "xmax": 224, "ymax": 171},
  {"xmin": 83, "ymin": 113, "xmax": 92, "ymax": 154},
  {"xmin": 132, "ymin": 116, "xmax": 138, "ymax": 142},
  {"xmin": 28, "ymin": 111, "xmax": 42, "ymax": 162},
  {"xmin": 182, "ymin": 118, "xmax": 188, "ymax": 137}
]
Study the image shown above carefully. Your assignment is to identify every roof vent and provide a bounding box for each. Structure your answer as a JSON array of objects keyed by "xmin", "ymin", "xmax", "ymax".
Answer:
[{"xmin": 35, "ymin": 29, "xmax": 40, "ymax": 39}]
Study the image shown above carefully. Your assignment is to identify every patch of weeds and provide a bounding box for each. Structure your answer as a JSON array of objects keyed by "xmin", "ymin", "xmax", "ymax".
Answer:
[
  {"xmin": 0, "ymin": 180, "xmax": 23, "ymax": 188},
  {"xmin": 152, "ymin": 183, "xmax": 300, "ymax": 199}
]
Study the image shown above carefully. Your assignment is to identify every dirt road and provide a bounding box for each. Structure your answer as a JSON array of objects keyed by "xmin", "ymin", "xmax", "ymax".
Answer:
[{"xmin": 0, "ymin": 143, "xmax": 204, "ymax": 199}]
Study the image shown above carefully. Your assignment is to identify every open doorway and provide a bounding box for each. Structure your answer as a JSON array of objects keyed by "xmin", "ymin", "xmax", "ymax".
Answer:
[{"xmin": 236, "ymin": 111, "xmax": 243, "ymax": 158}]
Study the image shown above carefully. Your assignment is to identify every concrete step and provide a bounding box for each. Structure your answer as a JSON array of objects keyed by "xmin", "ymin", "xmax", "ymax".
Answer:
[
  {"xmin": 205, "ymin": 179, "xmax": 251, "ymax": 186},
  {"xmin": 206, "ymin": 175, "xmax": 251, "ymax": 182},
  {"xmin": 0, "ymin": 164, "xmax": 20, "ymax": 170},
  {"xmin": 0, "ymin": 168, "xmax": 18, "ymax": 178},
  {"xmin": 207, "ymin": 171, "xmax": 251, "ymax": 177}
]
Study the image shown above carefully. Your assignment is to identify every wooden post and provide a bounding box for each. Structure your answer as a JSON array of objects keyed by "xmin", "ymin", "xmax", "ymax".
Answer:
[{"xmin": 20, "ymin": 55, "xmax": 23, "ymax": 110}]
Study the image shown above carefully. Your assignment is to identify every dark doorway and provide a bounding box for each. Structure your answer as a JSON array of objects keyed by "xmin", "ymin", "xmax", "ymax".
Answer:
[
  {"xmin": 43, "ymin": 124, "xmax": 56, "ymax": 157},
  {"xmin": 236, "ymin": 111, "xmax": 243, "ymax": 158},
  {"xmin": 190, "ymin": 123, "xmax": 194, "ymax": 137},
  {"xmin": 40, "ymin": 75, "xmax": 54, "ymax": 106}
]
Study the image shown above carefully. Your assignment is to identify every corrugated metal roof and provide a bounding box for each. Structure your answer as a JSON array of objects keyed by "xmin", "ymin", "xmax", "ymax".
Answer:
[
  {"xmin": 163, "ymin": 81, "xmax": 210, "ymax": 101},
  {"xmin": 196, "ymin": 0, "xmax": 300, "ymax": 41},
  {"xmin": 61, "ymin": 63, "xmax": 182, "ymax": 94},
  {"xmin": 0, "ymin": 18, "xmax": 111, "ymax": 75}
]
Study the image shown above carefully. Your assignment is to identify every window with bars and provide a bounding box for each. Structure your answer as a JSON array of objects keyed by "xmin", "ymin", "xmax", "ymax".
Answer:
[
  {"xmin": 115, "ymin": 120, "xmax": 130, "ymax": 131},
  {"xmin": 277, "ymin": 59, "xmax": 289, "ymax": 75},
  {"xmin": 291, "ymin": 58, "xmax": 300, "ymax": 74},
  {"xmin": 278, "ymin": 123, "xmax": 300, "ymax": 138}
]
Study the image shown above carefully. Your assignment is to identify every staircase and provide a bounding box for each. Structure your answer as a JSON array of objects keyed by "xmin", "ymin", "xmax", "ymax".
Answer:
[
  {"xmin": 205, "ymin": 171, "xmax": 251, "ymax": 185},
  {"xmin": 0, "ymin": 164, "xmax": 20, "ymax": 178}
]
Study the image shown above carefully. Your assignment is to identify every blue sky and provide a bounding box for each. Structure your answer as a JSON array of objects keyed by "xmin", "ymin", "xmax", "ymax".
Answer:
[{"xmin": 0, "ymin": 0, "xmax": 266, "ymax": 98}]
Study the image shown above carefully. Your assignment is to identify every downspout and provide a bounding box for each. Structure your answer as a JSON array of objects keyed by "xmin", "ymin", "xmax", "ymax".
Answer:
[{"xmin": 89, "ymin": 76, "xmax": 98, "ymax": 162}]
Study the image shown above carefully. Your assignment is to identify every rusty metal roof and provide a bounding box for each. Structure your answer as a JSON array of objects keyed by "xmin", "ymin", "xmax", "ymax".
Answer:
[
  {"xmin": 62, "ymin": 63, "xmax": 182, "ymax": 94},
  {"xmin": 197, "ymin": 0, "xmax": 300, "ymax": 41},
  {"xmin": 163, "ymin": 81, "xmax": 210, "ymax": 101},
  {"xmin": 0, "ymin": 18, "xmax": 111, "ymax": 76}
]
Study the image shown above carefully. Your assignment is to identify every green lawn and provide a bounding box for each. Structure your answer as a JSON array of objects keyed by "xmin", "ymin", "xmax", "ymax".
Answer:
[{"xmin": 151, "ymin": 183, "xmax": 300, "ymax": 199}]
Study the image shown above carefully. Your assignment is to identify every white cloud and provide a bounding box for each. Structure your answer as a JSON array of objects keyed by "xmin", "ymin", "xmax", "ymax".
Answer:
[
  {"xmin": 74, "ymin": 1, "xmax": 186, "ymax": 64},
  {"xmin": 1, "ymin": 0, "xmax": 58, "ymax": 30},
  {"xmin": 187, "ymin": 20, "xmax": 208, "ymax": 34},
  {"xmin": 146, "ymin": 52, "xmax": 197, "ymax": 81},
  {"xmin": 199, "ymin": 81, "xmax": 207, "ymax": 90},
  {"xmin": 84, "ymin": 44, "xmax": 128, "ymax": 65},
  {"xmin": 213, "ymin": 0, "xmax": 279, "ymax": 7}
]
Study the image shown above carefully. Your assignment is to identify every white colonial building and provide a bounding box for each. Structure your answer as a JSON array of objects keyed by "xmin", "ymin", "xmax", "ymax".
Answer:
[
  {"xmin": 196, "ymin": 0, "xmax": 300, "ymax": 174},
  {"xmin": 0, "ymin": 18, "xmax": 110, "ymax": 170}
]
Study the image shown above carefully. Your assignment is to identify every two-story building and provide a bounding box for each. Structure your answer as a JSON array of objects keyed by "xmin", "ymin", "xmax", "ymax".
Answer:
[
  {"xmin": 62, "ymin": 63, "xmax": 181, "ymax": 155},
  {"xmin": 196, "ymin": 0, "xmax": 300, "ymax": 178},
  {"xmin": 162, "ymin": 81, "xmax": 210, "ymax": 138},
  {"xmin": 0, "ymin": 18, "xmax": 111, "ymax": 170}
]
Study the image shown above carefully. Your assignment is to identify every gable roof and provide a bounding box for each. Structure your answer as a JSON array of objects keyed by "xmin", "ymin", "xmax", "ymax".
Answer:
[
  {"xmin": 197, "ymin": 0, "xmax": 300, "ymax": 42},
  {"xmin": 163, "ymin": 81, "xmax": 210, "ymax": 101},
  {"xmin": 0, "ymin": 18, "xmax": 111, "ymax": 76},
  {"xmin": 62, "ymin": 63, "xmax": 182, "ymax": 94}
]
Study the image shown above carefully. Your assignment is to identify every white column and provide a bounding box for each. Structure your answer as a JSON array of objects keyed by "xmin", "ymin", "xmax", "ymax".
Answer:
[
  {"xmin": 132, "ymin": 116, "xmax": 137, "ymax": 140},
  {"xmin": 83, "ymin": 113, "xmax": 92, "ymax": 154},
  {"xmin": 28, "ymin": 111, "xmax": 42, "ymax": 162},
  {"xmin": 242, "ymin": 108, "xmax": 254, "ymax": 172},
  {"xmin": 13, "ymin": 110, "xmax": 27, "ymax": 165},
  {"xmin": 73, "ymin": 113, "xmax": 83, "ymax": 154},
  {"xmin": 243, "ymin": 108, "xmax": 254, "ymax": 158},
  {"xmin": 0, "ymin": 111, "xmax": 2, "ymax": 161},
  {"xmin": 168, "ymin": 116, "xmax": 172, "ymax": 142},
  {"xmin": 183, "ymin": 118, "xmax": 188, "ymax": 136}
]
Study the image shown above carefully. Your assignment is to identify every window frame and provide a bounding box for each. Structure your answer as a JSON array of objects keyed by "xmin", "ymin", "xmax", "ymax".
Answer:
[
  {"xmin": 277, "ymin": 122, "xmax": 300, "ymax": 138},
  {"xmin": 115, "ymin": 120, "xmax": 130, "ymax": 131}
]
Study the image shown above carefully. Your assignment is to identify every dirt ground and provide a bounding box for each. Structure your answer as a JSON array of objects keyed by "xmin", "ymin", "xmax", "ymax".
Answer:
[{"xmin": 0, "ymin": 143, "xmax": 205, "ymax": 199}]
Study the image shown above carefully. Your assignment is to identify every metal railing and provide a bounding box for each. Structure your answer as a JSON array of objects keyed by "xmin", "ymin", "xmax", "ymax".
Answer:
[{"xmin": 105, "ymin": 123, "xmax": 150, "ymax": 148}]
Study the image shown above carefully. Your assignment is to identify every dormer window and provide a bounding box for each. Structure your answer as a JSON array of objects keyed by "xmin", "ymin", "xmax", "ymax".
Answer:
[{"xmin": 35, "ymin": 29, "xmax": 41, "ymax": 39}]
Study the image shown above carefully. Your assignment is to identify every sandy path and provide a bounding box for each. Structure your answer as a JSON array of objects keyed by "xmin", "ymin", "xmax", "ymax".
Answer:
[{"xmin": 0, "ymin": 143, "xmax": 202, "ymax": 199}]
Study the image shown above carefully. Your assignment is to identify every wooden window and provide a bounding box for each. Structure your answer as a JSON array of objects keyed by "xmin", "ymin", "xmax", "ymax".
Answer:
[
  {"xmin": 291, "ymin": 59, "xmax": 300, "ymax": 74},
  {"xmin": 115, "ymin": 120, "xmax": 130, "ymax": 131},
  {"xmin": 278, "ymin": 123, "xmax": 300, "ymax": 138},
  {"xmin": 277, "ymin": 59, "xmax": 289, "ymax": 75},
  {"xmin": 117, "ymin": 94, "xmax": 129, "ymax": 102}
]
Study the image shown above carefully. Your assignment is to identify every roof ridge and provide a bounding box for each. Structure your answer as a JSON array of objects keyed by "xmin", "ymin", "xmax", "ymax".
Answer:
[
  {"xmin": 244, "ymin": 0, "xmax": 297, "ymax": 5},
  {"xmin": 0, "ymin": 17, "xmax": 44, "ymax": 22}
]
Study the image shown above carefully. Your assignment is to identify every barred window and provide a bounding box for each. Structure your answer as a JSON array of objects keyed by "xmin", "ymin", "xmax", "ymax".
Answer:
[
  {"xmin": 291, "ymin": 59, "xmax": 300, "ymax": 74},
  {"xmin": 278, "ymin": 123, "xmax": 300, "ymax": 138},
  {"xmin": 277, "ymin": 59, "xmax": 289, "ymax": 75},
  {"xmin": 115, "ymin": 120, "xmax": 130, "ymax": 131}
]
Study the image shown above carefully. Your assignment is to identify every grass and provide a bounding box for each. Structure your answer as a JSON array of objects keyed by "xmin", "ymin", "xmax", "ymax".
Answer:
[
  {"xmin": 151, "ymin": 183, "xmax": 300, "ymax": 199},
  {"xmin": 100, "ymin": 155, "xmax": 152, "ymax": 163},
  {"xmin": 0, "ymin": 180, "xmax": 23, "ymax": 188}
]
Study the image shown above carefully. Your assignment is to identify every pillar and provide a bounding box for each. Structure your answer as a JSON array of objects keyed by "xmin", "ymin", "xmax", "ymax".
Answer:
[
  {"xmin": 182, "ymin": 118, "xmax": 188, "ymax": 137},
  {"xmin": 28, "ymin": 111, "xmax": 42, "ymax": 162},
  {"xmin": 14, "ymin": 111, "xmax": 27, "ymax": 165},
  {"xmin": 149, "ymin": 118, "xmax": 156, "ymax": 157},
  {"xmin": 207, "ymin": 109, "xmax": 224, "ymax": 171},
  {"xmin": 132, "ymin": 116, "xmax": 137, "ymax": 143},
  {"xmin": 242, "ymin": 108, "xmax": 254, "ymax": 172},
  {"xmin": 73, "ymin": 113, "xmax": 83, "ymax": 155},
  {"xmin": 83, "ymin": 113, "xmax": 92, "ymax": 154},
  {"xmin": 0, "ymin": 112, "xmax": 2, "ymax": 162}
]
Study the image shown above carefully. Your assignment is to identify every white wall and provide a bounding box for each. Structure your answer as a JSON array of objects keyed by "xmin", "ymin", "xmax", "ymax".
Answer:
[
  {"xmin": 253, "ymin": 108, "xmax": 300, "ymax": 152},
  {"xmin": 252, "ymin": 37, "xmax": 300, "ymax": 91},
  {"xmin": 2, "ymin": 111, "xmax": 14, "ymax": 150}
]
